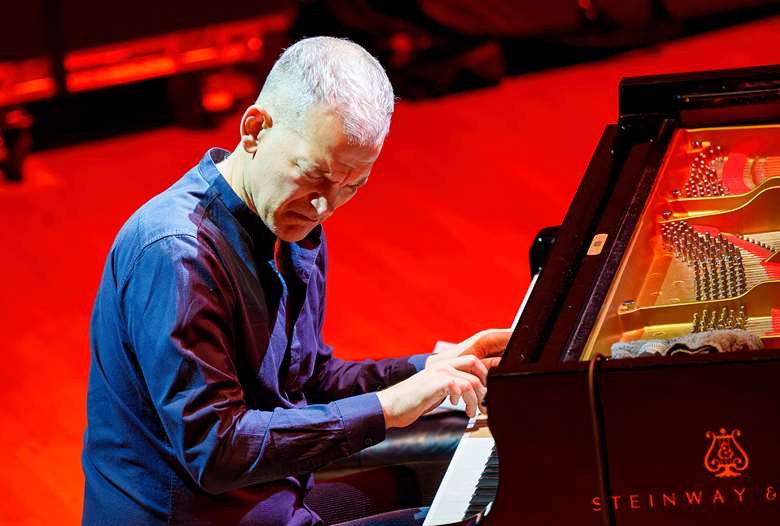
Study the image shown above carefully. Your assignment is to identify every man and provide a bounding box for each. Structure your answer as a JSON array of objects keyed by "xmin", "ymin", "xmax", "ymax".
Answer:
[{"xmin": 83, "ymin": 36, "xmax": 510, "ymax": 525}]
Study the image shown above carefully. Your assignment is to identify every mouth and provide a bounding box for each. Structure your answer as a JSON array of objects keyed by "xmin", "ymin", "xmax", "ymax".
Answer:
[{"xmin": 287, "ymin": 210, "xmax": 319, "ymax": 223}]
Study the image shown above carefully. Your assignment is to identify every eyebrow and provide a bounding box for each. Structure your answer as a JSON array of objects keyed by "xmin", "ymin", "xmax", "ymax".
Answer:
[
  {"xmin": 301, "ymin": 161, "xmax": 330, "ymax": 177},
  {"xmin": 300, "ymin": 157, "xmax": 369, "ymax": 186}
]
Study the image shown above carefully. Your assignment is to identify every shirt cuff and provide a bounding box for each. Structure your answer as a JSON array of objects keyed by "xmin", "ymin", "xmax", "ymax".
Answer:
[
  {"xmin": 384, "ymin": 355, "xmax": 426, "ymax": 385},
  {"xmin": 407, "ymin": 353, "xmax": 430, "ymax": 372},
  {"xmin": 334, "ymin": 393, "xmax": 387, "ymax": 454}
]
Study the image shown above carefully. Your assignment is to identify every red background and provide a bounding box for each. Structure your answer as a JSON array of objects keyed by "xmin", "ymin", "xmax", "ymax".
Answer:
[{"xmin": 3, "ymin": 15, "xmax": 780, "ymax": 524}]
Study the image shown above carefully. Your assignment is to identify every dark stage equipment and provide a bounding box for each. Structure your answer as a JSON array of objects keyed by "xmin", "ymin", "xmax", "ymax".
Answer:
[
  {"xmin": 0, "ymin": 1, "xmax": 295, "ymax": 181},
  {"xmin": 292, "ymin": 0, "xmax": 780, "ymax": 100}
]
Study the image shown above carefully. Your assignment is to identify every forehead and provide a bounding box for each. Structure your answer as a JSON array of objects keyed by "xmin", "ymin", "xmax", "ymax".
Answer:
[{"xmin": 296, "ymin": 107, "xmax": 381, "ymax": 172}]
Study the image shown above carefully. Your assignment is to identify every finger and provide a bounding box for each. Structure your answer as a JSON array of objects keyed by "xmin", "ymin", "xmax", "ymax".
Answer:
[
  {"xmin": 422, "ymin": 381, "xmax": 451, "ymax": 415},
  {"xmin": 449, "ymin": 355, "xmax": 488, "ymax": 385},
  {"xmin": 449, "ymin": 374, "xmax": 480, "ymax": 418},
  {"xmin": 481, "ymin": 357, "xmax": 502, "ymax": 369},
  {"xmin": 460, "ymin": 382, "xmax": 479, "ymax": 418},
  {"xmin": 451, "ymin": 369, "xmax": 487, "ymax": 404},
  {"xmin": 477, "ymin": 382, "xmax": 488, "ymax": 414},
  {"xmin": 476, "ymin": 329, "xmax": 512, "ymax": 357},
  {"xmin": 447, "ymin": 380, "xmax": 462, "ymax": 406}
]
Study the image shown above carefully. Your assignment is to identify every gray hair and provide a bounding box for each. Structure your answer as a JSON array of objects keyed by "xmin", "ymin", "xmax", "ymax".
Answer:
[{"xmin": 257, "ymin": 36, "xmax": 395, "ymax": 147}]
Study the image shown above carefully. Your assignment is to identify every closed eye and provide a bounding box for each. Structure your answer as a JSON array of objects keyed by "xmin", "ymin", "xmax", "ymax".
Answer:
[
  {"xmin": 295, "ymin": 160, "xmax": 320, "ymax": 179},
  {"xmin": 298, "ymin": 168, "xmax": 321, "ymax": 182},
  {"xmin": 348, "ymin": 176, "xmax": 369, "ymax": 191}
]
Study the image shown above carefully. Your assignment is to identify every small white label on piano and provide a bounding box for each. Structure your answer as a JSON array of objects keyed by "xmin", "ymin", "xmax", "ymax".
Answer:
[{"xmin": 587, "ymin": 233, "xmax": 608, "ymax": 256}]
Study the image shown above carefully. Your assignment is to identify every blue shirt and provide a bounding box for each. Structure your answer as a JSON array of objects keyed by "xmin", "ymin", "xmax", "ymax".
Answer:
[{"xmin": 83, "ymin": 148, "xmax": 427, "ymax": 525}]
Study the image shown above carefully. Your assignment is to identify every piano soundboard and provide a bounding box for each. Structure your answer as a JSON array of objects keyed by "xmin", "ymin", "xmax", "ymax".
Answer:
[{"xmin": 581, "ymin": 126, "xmax": 780, "ymax": 359}]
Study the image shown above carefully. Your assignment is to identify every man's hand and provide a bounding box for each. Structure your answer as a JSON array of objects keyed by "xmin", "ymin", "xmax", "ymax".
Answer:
[
  {"xmin": 426, "ymin": 328, "xmax": 512, "ymax": 370},
  {"xmin": 376, "ymin": 329, "xmax": 512, "ymax": 430},
  {"xmin": 376, "ymin": 355, "xmax": 488, "ymax": 429}
]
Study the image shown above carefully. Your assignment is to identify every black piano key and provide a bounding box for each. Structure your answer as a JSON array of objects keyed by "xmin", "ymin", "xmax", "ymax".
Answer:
[
  {"xmin": 473, "ymin": 492, "xmax": 494, "ymax": 500},
  {"xmin": 462, "ymin": 446, "xmax": 499, "ymax": 520}
]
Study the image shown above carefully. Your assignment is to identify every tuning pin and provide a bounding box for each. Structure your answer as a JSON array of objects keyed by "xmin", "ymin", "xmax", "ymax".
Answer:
[
  {"xmin": 718, "ymin": 307, "xmax": 728, "ymax": 329},
  {"xmin": 709, "ymin": 310, "xmax": 718, "ymax": 331}
]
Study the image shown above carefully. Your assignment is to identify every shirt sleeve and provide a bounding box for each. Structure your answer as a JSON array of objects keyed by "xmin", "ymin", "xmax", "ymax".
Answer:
[
  {"xmin": 302, "ymin": 261, "xmax": 430, "ymax": 403},
  {"xmin": 121, "ymin": 234, "xmax": 385, "ymax": 494},
  {"xmin": 304, "ymin": 346, "xmax": 429, "ymax": 403}
]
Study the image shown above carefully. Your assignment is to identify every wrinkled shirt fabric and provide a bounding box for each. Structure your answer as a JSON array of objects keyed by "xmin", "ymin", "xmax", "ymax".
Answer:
[{"xmin": 82, "ymin": 148, "xmax": 427, "ymax": 525}]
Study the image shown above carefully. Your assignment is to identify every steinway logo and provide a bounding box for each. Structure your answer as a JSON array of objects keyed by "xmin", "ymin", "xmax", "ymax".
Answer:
[
  {"xmin": 591, "ymin": 427, "xmax": 779, "ymax": 513},
  {"xmin": 705, "ymin": 428, "xmax": 749, "ymax": 478}
]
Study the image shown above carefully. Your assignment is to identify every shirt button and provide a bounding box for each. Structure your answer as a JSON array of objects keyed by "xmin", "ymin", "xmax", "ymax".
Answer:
[{"xmin": 363, "ymin": 437, "xmax": 374, "ymax": 447}]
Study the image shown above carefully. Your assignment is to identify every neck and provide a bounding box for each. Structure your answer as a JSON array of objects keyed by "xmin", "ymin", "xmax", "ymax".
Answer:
[{"xmin": 217, "ymin": 147, "xmax": 257, "ymax": 214}]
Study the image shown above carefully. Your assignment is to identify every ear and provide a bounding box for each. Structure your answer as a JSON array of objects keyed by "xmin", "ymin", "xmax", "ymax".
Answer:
[{"xmin": 240, "ymin": 105, "xmax": 273, "ymax": 154}]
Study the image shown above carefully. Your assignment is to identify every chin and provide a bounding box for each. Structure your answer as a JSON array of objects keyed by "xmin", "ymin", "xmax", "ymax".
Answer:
[{"xmin": 277, "ymin": 225, "xmax": 316, "ymax": 243}]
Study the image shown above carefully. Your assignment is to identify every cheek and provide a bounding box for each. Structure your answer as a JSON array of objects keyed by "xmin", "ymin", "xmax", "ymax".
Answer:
[
  {"xmin": 268, "ymin": 173, "xmax": 303, "ymax": 201},
  {"xmin": 274, "ymin": 183, "xmax": 313, "ymax": 216}
]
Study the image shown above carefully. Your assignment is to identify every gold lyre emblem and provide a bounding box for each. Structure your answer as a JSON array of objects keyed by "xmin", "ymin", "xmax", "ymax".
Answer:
[{"xmin": 704, "ymin": 428, "xmax": 749, "ymax": 478}]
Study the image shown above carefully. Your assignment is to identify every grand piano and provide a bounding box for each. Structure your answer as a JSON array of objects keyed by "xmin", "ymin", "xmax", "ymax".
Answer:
[{"xmin": 426, "ymin": 64, "xmax": 780, "ymax": 525}]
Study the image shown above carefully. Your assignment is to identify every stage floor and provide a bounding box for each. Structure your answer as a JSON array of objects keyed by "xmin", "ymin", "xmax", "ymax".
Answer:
[{"xmin": 4, "ymin": 16, "xmax": 780, "ymax": 524}]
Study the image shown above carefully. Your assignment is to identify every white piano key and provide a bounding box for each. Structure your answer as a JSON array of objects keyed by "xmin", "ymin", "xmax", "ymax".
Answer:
[{"xmin": 424, "ymin": 429, "xmax": 494, "ymax": 526}]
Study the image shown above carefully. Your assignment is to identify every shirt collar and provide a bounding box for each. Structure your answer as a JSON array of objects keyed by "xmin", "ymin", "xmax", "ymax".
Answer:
[
  {"xmin": 281, "ymin": 226, "xmax": 324, "ymax": 284},
  {"xmin": 198, "ymin": 147, "xmax": 277, "ymax": 258}
]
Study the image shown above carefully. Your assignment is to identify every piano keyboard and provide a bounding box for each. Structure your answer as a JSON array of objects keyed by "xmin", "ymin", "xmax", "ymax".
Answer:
[
  {"xmin": 463, "ymin": 445, "xmax": 498, "ymax": 518},
  {"xmin": 424, "ymin": 415, "xmax": 496, "ymax": 525},
  {"xmin": 424, "ymin": 273, "xmax": 535, "ymax": 525}
]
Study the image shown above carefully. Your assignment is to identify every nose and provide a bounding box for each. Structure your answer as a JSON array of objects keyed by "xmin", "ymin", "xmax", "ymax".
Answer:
[{"xmin": 311, "ymin": 195, "xmax": 330, "ymax": 218}]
